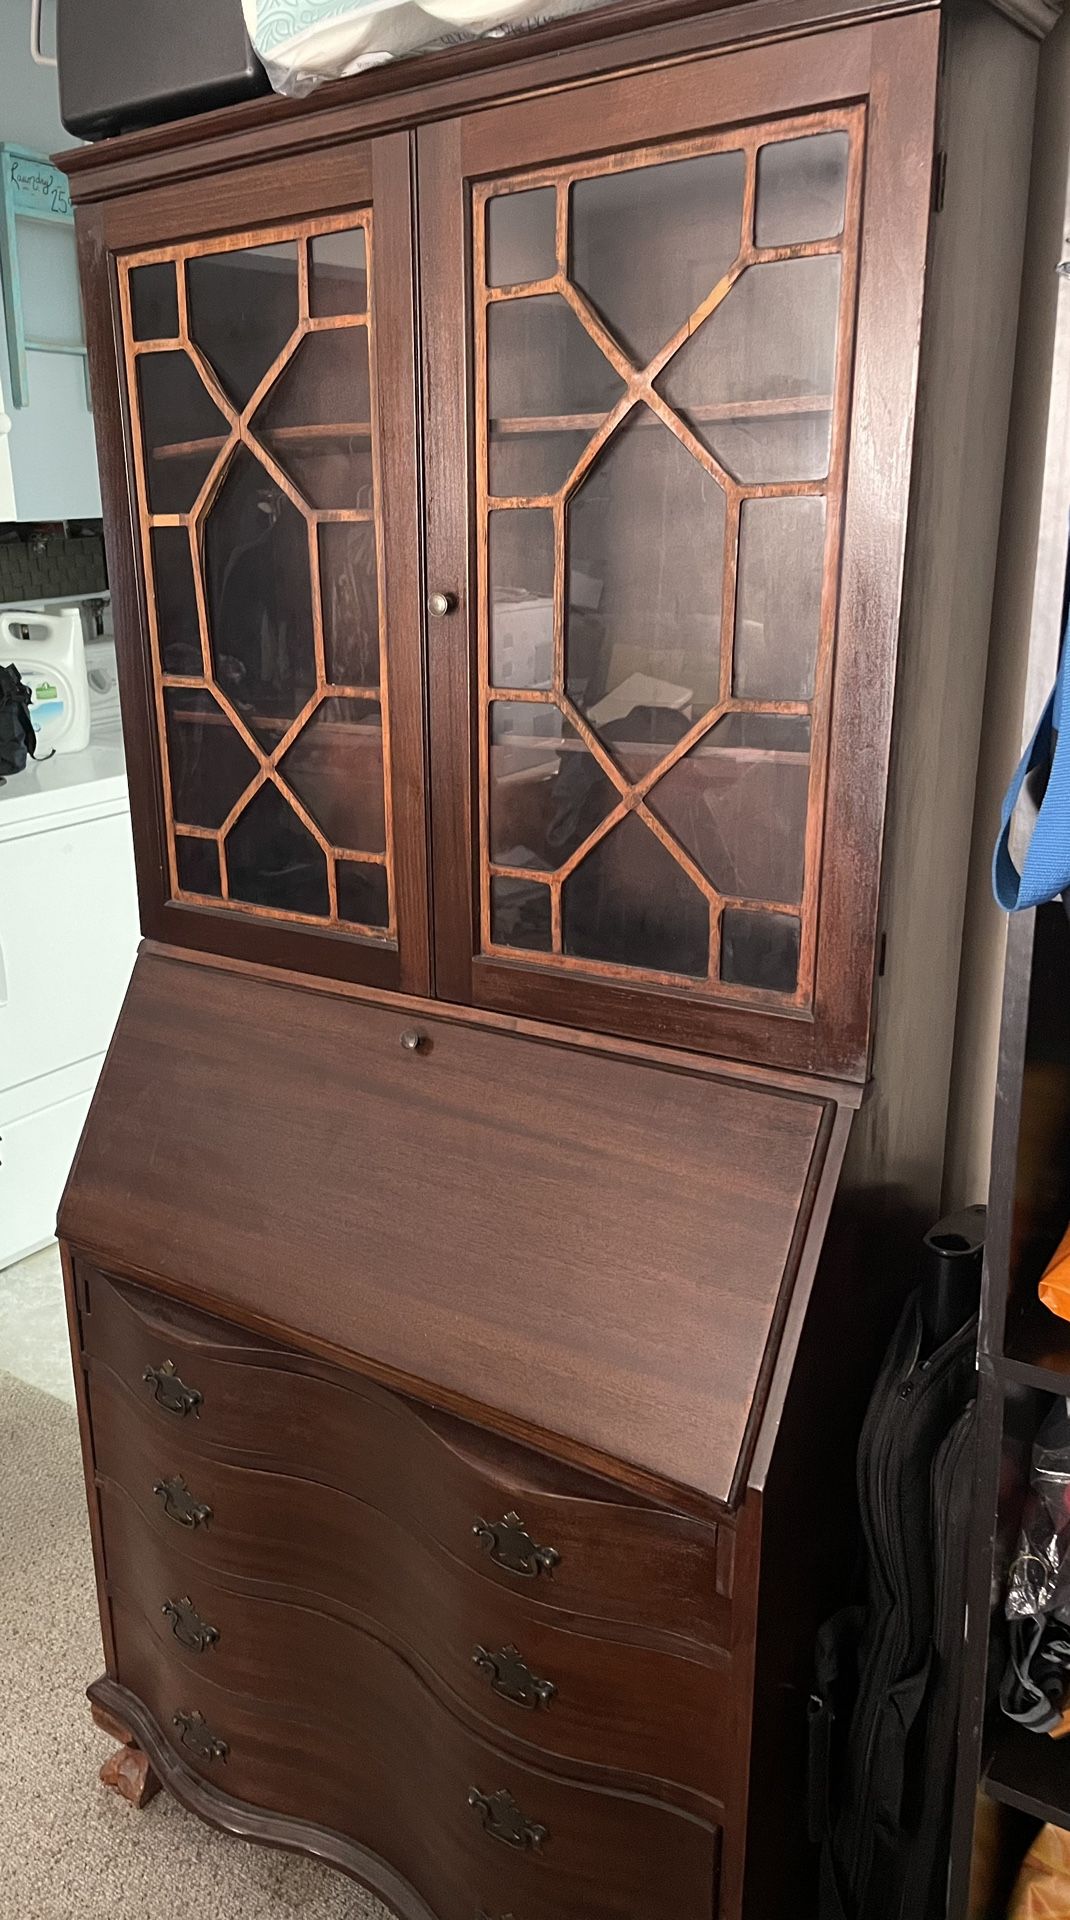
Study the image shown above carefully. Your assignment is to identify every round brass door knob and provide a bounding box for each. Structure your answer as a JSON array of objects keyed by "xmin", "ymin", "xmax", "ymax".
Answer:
[
  {"xmin": 400, "ymin": 1029, "xmax": 424, "ymax": 1052},
  {"xmin": 427, "ymin": 590, "xmax": 456, "ymax": 617}
]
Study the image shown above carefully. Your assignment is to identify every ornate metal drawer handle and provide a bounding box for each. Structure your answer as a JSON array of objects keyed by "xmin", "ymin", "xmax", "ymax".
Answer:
[
  {"xmin": 163, "ymin": 1596, "xmax": 219, "ymax": 1655},
  {"xmin": 143, "ymin": 1360, "xmax": 202, "ymax": 1418},
  {"xmin": 473, "ymin": 1512, "xmax": 559, "ymax": 1579},
  {"xmin": 473, "ymin": 1644, "xmax": 555, "ymax": 1710},
  {"xmin": 172, "ymin": 1709, "xmax": 228, "ymax": 1763},
  {"xmin": 153, "ymin": 1475, "xmax": 212, "ymax": 1529},
  {"xmin": 468, "ymin": 1786, "xmax": 547, "ymax": 1851}
]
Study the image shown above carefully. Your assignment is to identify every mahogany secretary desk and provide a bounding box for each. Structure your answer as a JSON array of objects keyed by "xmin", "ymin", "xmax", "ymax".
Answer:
[{"xmin": 54, "ymin": 0, "xmax": 1059, "ymax": 1912}]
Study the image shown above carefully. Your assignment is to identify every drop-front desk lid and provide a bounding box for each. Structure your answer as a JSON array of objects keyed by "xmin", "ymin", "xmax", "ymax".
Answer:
[{"xmin": 61, "ymin": 946, "xmax": 853, "ymax": 1516}]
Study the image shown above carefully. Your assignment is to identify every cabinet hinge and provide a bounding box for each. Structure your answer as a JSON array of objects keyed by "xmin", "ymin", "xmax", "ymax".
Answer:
[{"xmin": 931, "ymin": 150, "xmax": 948, "ymax": 214}]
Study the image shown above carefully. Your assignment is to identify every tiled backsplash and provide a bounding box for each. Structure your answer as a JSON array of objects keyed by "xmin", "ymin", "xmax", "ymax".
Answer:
[{"xmin": 0, "ymin": 522, "xmax": 107, "ymax": 604}]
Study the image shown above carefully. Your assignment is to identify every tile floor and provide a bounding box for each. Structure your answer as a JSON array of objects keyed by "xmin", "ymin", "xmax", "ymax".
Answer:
[{"xmin": 0, "ymin": 1240, "xmax": 76, "ymax": 1403}]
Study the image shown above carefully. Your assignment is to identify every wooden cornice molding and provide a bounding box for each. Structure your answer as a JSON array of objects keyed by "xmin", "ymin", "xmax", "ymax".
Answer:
[{"xmin": 55, "ymin": 0, "xmax": 936, "ymax": 199}]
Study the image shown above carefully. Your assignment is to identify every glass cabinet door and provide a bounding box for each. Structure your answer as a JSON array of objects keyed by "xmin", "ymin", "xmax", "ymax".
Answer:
[
  {"xmin": 116, "ymin": 158, "xmax": 429, "ymax": 993},
  {"xmin": 423, "ymin": 31, "xmax": 932, "ymax": 1076},
  {"xmin": 479, "ymin": 127, "xmax": 853, "ymax": 998}
]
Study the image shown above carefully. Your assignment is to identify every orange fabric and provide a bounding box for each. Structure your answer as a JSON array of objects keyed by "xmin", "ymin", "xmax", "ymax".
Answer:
[
  {"xmin": 1039, "ymin": 1223, "xmax": 1070, "ymax": 1322},
  {"xmin": 1011, "ymin": 1824, "xmax": 1070, "ymax": 1918}
]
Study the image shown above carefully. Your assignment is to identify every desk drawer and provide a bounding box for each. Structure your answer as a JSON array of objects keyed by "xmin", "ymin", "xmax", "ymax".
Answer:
[
  {"xmin": 81, "ymin": 1266, "xmax": 732, "ymax": 1651},
  {"xmin": 111, "ymin": 1595, "xmax": 720, "ymax": 1920},
  {"xmin": 96, "ymin": 1447, "xmax": 731, "ymax": 1807}
]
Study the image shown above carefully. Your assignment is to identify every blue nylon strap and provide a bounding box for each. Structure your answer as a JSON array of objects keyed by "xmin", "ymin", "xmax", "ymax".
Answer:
[{"xmin": 994, "ymin": 607, "xmax": 1070, "ymax": 911}]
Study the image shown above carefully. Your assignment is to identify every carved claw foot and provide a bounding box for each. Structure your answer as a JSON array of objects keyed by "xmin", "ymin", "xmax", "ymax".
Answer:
[{"xmin": 91, "ymin": 1699, "xmax": 161, "ymax": 1809}]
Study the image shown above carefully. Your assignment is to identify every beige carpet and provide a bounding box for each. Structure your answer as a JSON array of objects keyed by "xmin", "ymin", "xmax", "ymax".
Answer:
[{"xmin": 0, "ymin": 1369, "xmax": 392, "ymax": 1919}]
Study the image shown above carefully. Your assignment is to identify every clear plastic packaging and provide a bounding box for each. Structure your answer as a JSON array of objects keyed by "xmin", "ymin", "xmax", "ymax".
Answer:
[
  {"xmin": 243, "ymin": 0, "xmax": 614, "ymax": 96},
  {"xmin": 1001, "ymin": 1401, "xmax": 1070, "ymax": 1733},
  {"xmin": 1006, "ymin": 1401, "xmax": 1070, "ymax": 1622}
]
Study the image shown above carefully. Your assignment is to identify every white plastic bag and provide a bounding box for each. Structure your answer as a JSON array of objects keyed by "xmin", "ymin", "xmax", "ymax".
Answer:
[{"xmin": 243, "ymin": 0, "xmax": 610, "ymax": 95}]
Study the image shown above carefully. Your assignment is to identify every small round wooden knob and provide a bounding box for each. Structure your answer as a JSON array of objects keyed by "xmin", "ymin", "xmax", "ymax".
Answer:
[
  {"xmin": 400, "ymin": 1029, "xmax": 424, "ymax": 1052},
  {"xmin": 427, "ymin": 590, "xmax": 456, "ymax": 617}
]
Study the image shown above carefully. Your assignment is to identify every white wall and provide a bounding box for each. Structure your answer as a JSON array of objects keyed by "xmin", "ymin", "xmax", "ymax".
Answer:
[
  {"xmin": 944, "ymin": 10, "xmax": 1070, "ymax": 1205},
  {"xmin": 0, "ymin": 0, "xmax": 98, "ymax": 519},
  {"xmin": 0, "ymin": 0, "xmax": 73, "ymax": 157}
]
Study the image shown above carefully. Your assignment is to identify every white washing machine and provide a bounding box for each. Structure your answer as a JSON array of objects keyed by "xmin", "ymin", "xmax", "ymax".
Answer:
[{"xmin": 0, "ymin": 600, "xmax": 139, "ymax": 1268}]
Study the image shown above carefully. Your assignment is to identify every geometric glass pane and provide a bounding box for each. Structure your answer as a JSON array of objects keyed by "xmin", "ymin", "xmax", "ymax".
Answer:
[
  {"xmin": 226, "ymin": 780, "xmax": 329, "ymax": 918},
  {"xmin": 488, "ymin": 427, "xmax": 593, "ymax": 505},
  {"xmin": 649, "ymin": 714, "xmax": 810, "ymax": 905},
  {"xmin": 136, "ymin": 351, "xmax": 229, "ymax": 515},
  {"xmin": 255, "ymin": 327, "xmax": 373, "ymax": 510},
  {"xmin": 566, "ymin": 414, "xmax": 725, "ymax": 774},
  {"xmin": 699, "ymin": 411, "xmax": 833, "ymax": 487},
  {"xmin": 489, "ymin": 509, "xmax": 554, "ymax": 690},
  {"xmin": 175, "ymin": 834, "xmax": 222, "ymax": 897},
  {"xmin": 487, "ymin": 295, "xmax": 624, "ymax": 500},
  {"xmin": 163, "ymin": 687, "xmax": 258, "ymax": 829},
  {"xmin": 734, "ymin": 496, "xmax": 826, "ymax": 701},
  {"xmin": 318, "ymin": 521, "xmax": 380, "ymax": 688},
  {"xmin": 720, "ymin": 905, "xmax": 800, "ymax": 991},
  {"xmin": 756, "ymin": 133, "xmax": 849, "ymax": 248},
  {"xmin": 187, "ymin": 242, "xmax": 299, "ymax": 408},
  {"xmin": 280, "ymin": 697, "xmax": 385, "ymax": 853},
  {"xmin": 309, "ymin": 228, "xmax": 367, "ymax": 319},
  {"xmin": 489, "ymin": 701, "xmax": 617, "ymax": 872},
  {"xmin": 655, "ymin": 256, "xmax": 841, "ymax": 483},
  {"xmin": 490, "ymin": 873, "xmax": 553, "ymax": 951},
  {"xmin": 487, "ymin": 189, "xmax": 557, "ymax": 289},
  {"xmin": 150, "ymin": 526, "xmax": 202, "ymax": 676},
  {"xmin": 562, "ymin": 810, "xmax": 707, "ymax": 976},
  {"xmin": 338, "ymin": 858, "xmax": 389, "ymax": 929},
  {"xmin": 571, "ymin": 151, "xmax": 746, "ymax": 366},
  {"xmin": 130, "ymin": 261, "xmax": 179, "ymax": 342},
  {"xmin": 204, "ymin": 446, "xmax": 316, "ymax": 749}
]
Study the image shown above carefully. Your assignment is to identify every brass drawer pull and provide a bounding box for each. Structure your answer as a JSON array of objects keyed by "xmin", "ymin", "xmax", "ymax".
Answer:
[
  {"xmin": 172, "ymin": 1709, "xmax": 228, "ymax": 1764},
  {"xmin": 473, "ymin": 1511, "xmax": 559, "ymax": 1580},
  {"xmin": 153, "ymin": 1475, "xmax": 212, "ymax": 1529},
  {"xmin": 163, "ymin": 1596, "xmax": 219, "ymax": 1655},
  {"xmin": 143, "ymin": 1360, "xmax": 202, "ymax": 1418},
  {"xmin": 467, "ymin": 1786, "xmax": 547, "ymax": 1851},
  {"xmin": 473, "ymin": 1644, "xmax": 555, "ymax": 1710}
]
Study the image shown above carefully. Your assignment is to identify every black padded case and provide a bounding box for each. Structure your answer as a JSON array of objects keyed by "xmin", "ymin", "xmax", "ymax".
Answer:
[{"xmin": 57, "ymin": 0, "xmax": 271, "ymax": 141}]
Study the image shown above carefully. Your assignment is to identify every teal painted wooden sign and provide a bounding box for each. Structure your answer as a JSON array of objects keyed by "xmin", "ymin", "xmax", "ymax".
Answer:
[{"xmin": 0, "ymin": 144, "xmax": 88, "ymax": 410}]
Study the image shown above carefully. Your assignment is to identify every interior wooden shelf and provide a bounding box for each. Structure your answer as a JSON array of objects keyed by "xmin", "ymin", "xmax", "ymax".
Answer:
[
  {"xmin": 488, "ymin": 394, "xmax": 831, "ymax": 436},
  {"xmin": 999, "ymin": 1291, "xmax": 1070, "ymax": 1392},
  {"xmin": 493, "ymin": 730, "xmax": 808, "ymax": 764},
  {"xmin": 168, "ymin": 708, "xmax": 382, "ymax": 740},
  {"xmin": 149, "ymin": 395, "xmax": 832, "ymax": 460},
  {"xmin": 984, "ymin": 1724, "xmax": 1070, "ymax": 1829},
  {"xmin": 152, "ymin": 421, "xmax": 372, "ymax": 460}
]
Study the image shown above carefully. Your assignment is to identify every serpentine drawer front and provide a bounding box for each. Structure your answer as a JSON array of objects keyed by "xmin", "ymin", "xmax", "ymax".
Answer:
[
  {"xmin": 82, "ymin": 1269, "xmax": 736, "ymax": 1803},
  {"xmin": 110, "ymin": 1593, "xmax": 720, "ymax": 1920},
  {"xmin": 79, "ymin": 1266, "xmax": 734, "ymax": 1648},
  {"xmin": 98, "ymin": 1475, "xmax": 730, "ymax": 1808},
  {"xmin": 62, "ymin": 949, "xmax": 838, "ymax": 1511}
]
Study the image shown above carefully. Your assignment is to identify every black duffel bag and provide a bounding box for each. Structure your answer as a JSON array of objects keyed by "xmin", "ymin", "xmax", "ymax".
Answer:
[{"xmin": 0, "ymin": 662, "xmax": 38, "ymax": 781}]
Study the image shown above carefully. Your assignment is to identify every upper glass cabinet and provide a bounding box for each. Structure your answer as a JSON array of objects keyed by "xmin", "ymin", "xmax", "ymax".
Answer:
[
  {"xmin": 116, "ymin": 187, "xmax": 429, "ymax": 994},
  {"xmin": 98, "ymin": 47, "xmax": 927, "ymax": 1075},
  {"xmin": 472, "ymin": 117, "xmax": 859, "ymax": 1012}
]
